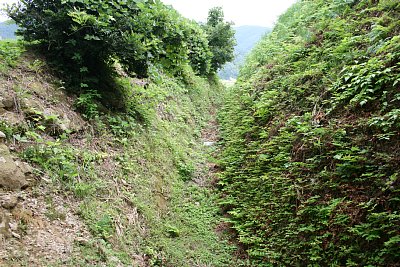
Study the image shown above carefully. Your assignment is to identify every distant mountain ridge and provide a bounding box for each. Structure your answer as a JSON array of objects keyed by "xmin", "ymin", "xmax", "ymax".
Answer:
[
  {"xmin": 219, "ymin": 25, "xmax": 271, "ymax": 80},
  {"xmin": 0, "ymin": 21, "xmax": 17, "ymax": 40},
  {"xmin": 234, "ymin": 25, "xmax": 270, "ymax": 53}
]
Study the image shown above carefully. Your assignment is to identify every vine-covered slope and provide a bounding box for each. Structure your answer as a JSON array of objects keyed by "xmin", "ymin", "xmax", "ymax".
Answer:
[{"xmin": 219, "ymin": 0, "xmax": 400, "ymax": 265}]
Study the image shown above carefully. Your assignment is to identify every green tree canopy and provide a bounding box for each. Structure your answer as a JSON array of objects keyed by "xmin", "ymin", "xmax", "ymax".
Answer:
[
  {"xmin": 7, "ymin": 0, "xmax": 213, "ymax": 92},
  {"xmin": 204, "ymin": 7, "xmax": 236, "ymax": 72}
]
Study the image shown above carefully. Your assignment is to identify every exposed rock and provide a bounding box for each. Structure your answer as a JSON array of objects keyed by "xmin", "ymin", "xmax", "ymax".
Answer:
[
  {"xmin": 0, "ymin": 195, "xmax": 18, "ymax": 210},
  {"xmin": 0, "ymin": 131, "xmax": 5, "ymax": 142},
  {"xmin": 0, "ymin": 144, "xmax": 29, "ymax": 190},
  {"xmin": 1, "ymin": 94, "xmax": 15, "ymax": 110},
  {"xmin": 0, "ymin": 112, "xmax": 25, "ymax": 126},
  {"xmin": 31, "ymin": 82, "xmax": 48, "ymax": 96},
  {"xmin": 0, "ymin": 210, "xmax": 11, "ymax": 239},
  {"xmin": 203, "ymin": 141, "xmax": 215, "ymax": 146},
  {"xmin": 19, "ymin": 93, "xmax": 86, "ymax": 134},
  {"xmin": 20, "ymin": 97, "xmax": 43, "ymax": 111},
  {"xmin": 43, "ymin": 110, "xmax": 69, "ymax": 135},
  {"xmin": 65, "ymin": 115, "xmax": 86, "ymax": 133},
  {"xmin": 0, "ymin": 99, "xmax": 5, "ymax": 115},
  {"xmin": 15, "ymin": 161, "xmax": 33, "ymax": 175},
  {"xmin": 11, "ymin": 231, "xmax": 21, "ymax": 239}
]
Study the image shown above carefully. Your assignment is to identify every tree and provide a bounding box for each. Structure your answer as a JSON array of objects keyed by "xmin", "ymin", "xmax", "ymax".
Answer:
[
  {"xmin": 204, "ymin": 7, "xmax": 236, "ymax": 72},
  {"xmin": 6, "ymin": 0, "xmax": 213, "ymax": 92}
]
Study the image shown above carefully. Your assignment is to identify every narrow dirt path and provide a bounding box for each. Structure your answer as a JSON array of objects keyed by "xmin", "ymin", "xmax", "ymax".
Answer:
[
  {"xmin": 198, "ymin": 107, "xmax": 250, "ymax": 266},
  {"xmin": 193, "ymin": 109, "xmax": 220, "ymax": 187}
]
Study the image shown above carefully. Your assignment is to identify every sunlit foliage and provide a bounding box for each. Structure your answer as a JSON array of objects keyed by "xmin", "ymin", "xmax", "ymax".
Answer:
[{"xmin": 7, "ymin": 0, "xmax": 214, "ymax": 92}]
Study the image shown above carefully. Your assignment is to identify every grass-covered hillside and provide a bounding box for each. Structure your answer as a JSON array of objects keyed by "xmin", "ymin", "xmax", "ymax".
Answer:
[
  {"xmin": 0, "ymin": 1, "xmax": 239, "ymax": 266},
  {"xmin": 0, "ymin": 40, "xmax": 238, "ymax": 267},
  {"xmin": 219, "ymin": 0, "xmax": 400, "ymax": 265}
]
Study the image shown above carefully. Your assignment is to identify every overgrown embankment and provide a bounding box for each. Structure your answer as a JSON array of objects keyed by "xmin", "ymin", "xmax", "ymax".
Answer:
[
  {"xmin": 0, "ymin": 40, "xmax": 236, "ymax": 266},
  {"xmin": 1, "ymin": 0, "xmax": 240, "ymax": 265},
  {"xmin": 219, "ymin": 0, "xmax": 400, "ymax": 265}
]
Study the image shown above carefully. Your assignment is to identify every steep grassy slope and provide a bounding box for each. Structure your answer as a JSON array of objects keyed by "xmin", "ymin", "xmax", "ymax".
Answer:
[
  {"xmin": 0, "ymin": 0, "xmax": 241, "ymax": 265},
  {"xmin": 0, "ymin": 41, "xmax": 238, "ymax": 266},
  {"xmin": 219, "ymin": 0, "xmax": 400, "ymax": 265}
]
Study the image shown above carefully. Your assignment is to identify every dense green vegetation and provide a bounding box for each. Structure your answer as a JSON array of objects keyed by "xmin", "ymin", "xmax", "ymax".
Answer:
[
  {"xmin": 219, "ymin": 26, "xmax": 271, "ymax": 80},
  {"xmin": 0, "ymin": 34, "xmax": 239, "ymax": 267},
  {"xmin": 203, "ymin": 7, "xmax": 236, "ymax": 73},
  {"xmin": 3, "ymin": 0, "xmax": 400, "ymax": 266},
  {"xmin": 7, "ymin": 0, "xmax": 235, "ymax": 100},
  {"xmin": 219, "ymin": 0, "xmax": 400, "ymax": 265},
  {"xmin": 0, "ymin": 1, "xmax": 238, "ymax": 266}
]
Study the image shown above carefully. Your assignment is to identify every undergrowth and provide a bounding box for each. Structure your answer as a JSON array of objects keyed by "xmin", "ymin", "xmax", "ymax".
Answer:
[
  {"xmin": 0, "ymin": 40, "xmax": 24, "ymax": 73},
  {"xmin": 0, "ymin": 39, "xmax": 236, "ymax": 265},
  {"xmin": 219, "ymin": 0, "xmax": 400, "ymax": 266}
]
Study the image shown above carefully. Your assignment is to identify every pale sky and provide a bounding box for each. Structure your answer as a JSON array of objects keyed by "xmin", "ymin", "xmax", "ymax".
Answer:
[
  {"xmin": 161, "ymin": 0, "xmax": 298, "ymax": 27},
  {"xmin": 0, "ymin": 0, "xmax": 18, "ymax": 22},
  {"xmin": 1, "ymin": 0, "xmax": 298, "ymax": 27}
]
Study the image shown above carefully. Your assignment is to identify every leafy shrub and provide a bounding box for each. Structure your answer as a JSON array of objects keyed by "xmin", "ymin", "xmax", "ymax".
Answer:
[
  {"xmin": 74, "ymin": 89, "xmax": 101, "ymax": 119},
  {"xmin": 7, "ymin": 0, "xmax": 214, "ymax": 93},
  {"xmin": 177, "ymin": 161, "xmax": 195, "ymax": 182}
]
